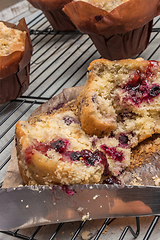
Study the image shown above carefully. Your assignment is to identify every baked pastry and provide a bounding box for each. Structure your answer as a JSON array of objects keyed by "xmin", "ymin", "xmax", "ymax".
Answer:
[
  {"xmin": 63, "ymin": 0, "xmax": 160, "ymax": 60},
  {"xmin": 15, "ymin": 100, "xmax": 131, "ymax": 185},
  {"xmin": 0, "ymin": 22, "xmax": 26, "ymax": 55},
  {"xmin": 0, "ymin": 18, "xmax": 33, "ymax": 104},
  {"xmin": 74, "ymin": 0, "xmax": 129, "ymax": 12},
  {"xmin": 77, "ymin": 58, "xmax": 160, "ymax": 148},
  {"xmin": 27, "ymin": 0, "xmax": 76, "ymax": 32}
]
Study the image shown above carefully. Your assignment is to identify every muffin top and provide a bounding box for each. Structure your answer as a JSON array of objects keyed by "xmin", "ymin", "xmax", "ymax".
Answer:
[
  {"xmin": 0, "ymin": 22, "xmax": 26, "ymax": 56},
  {"xmin": 74, "ymin": 0, "xmax": 129, "ymax": 12}
]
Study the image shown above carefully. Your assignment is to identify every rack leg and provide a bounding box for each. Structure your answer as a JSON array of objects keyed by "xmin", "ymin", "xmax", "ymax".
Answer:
[{"xmin": 143, "ymin": 216, "xmax": 160, "ymax": 240}]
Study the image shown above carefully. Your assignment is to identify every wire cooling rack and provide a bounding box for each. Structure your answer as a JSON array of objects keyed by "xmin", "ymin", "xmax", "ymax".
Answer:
[{"xmin": 1, "ymin": 7, "xmax": 160, "ymax": 240}]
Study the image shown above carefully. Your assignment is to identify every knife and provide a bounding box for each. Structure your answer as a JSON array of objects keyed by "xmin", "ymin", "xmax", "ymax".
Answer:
[{"xmin": 0, "ymin": 184, "xmax": 160, "ymax": 231}]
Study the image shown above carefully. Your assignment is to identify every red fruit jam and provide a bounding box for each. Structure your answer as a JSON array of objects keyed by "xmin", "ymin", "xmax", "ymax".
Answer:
[
  {"xmin": 24, "ymin": 147, "xmax": 34, "ymax": 164},
  {"xmin": 24, "ymin": 139, "xmax": 69, "ymax": 164},
  {"xmin": 101, "ymin": 144, "xmax": 124, "ymax": 162},
  {"xmin": 69, "ymin": 149, "xmax": 107, "ymax": 166},
  {"xmin": 24, "ymin": 138, "xmax": 107, "ymax": 167},
  {"xmin": 122, "ymin": 61, "xmax": 160, "ymax": 105}
]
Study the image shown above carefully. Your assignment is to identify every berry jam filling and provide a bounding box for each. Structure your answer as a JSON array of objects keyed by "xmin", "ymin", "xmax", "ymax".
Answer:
[
  {"xmin": 119, "ymin": 133, "xmax": 129, "ymax": 146},
  {"xmin": 25, "ymin": 139, "xmax": 69, "ymax": 164},
  {"xmin": 63, "ymin": 116, "xmax": 79, "ymax": 125},
  {"xmin": 50, "ymin": 139, "xmax": 69, "ymax": 153},
  {"xmin": 25, "ymin": 147, "xmax": 34, "ymax": 164},
  {"xmin": 25, "ymin": 139, "xmax": 107, "ymax": 167},
  {"xmin": 122, "ymin": 61, "xmax": 160, "ymax": 105},
  {"xmin": 70, "ymin": 151, "xmax": 81, "ymax": 161},
  {"xmin": 69, "ymin": 149, "xmax": 107, "ymax": 166},
  {"xmin": 101, "ymin": 144, "xmax": 124, "ymax": 162},
  {"xmin": 103, "ymin": 176, "xmax": 121, "ymax": 185}
]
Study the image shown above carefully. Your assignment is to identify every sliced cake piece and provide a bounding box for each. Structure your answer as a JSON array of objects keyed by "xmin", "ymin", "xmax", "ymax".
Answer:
[
  {"xmin": 77, "ymin": 58, "xmax": 160, "ymax": 147},
  {"xmin": 15, "ymin": 100, "xmax": 131, "ymax": 186}
]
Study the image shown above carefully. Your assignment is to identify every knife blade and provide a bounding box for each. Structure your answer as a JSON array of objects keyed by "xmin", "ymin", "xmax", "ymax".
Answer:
[{"xmin": 0, "ymin": 184, "xmax": 160, "ymax": 231}]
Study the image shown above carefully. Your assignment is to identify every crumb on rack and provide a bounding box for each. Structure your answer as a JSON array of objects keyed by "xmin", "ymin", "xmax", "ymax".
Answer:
[
  {"xmin": 82, "ymin": 212, "xmax": 90, "ymax": 221},
  {"xmin": 152, "ymin": 175, "xmax": 160, "ymax": 186}
]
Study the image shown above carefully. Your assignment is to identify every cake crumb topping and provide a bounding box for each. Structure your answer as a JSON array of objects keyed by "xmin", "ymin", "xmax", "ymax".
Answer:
[{"xmin": 0, "ymin": 22, "xmax": 26, "ymax": 56}]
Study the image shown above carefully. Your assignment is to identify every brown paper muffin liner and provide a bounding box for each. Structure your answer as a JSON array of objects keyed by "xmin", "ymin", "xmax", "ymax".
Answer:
[
  {"xmin": 88, "ymin": 21, "xmax": 153, "ymax": 60},
  {"xmin": 63, "ymin": 0, "xmax": 160, "ymax": 60},
  {"xmin": 0, "ymin": 18, "xmax": 33, "ymax": 104},
  {"xmin": 27, "ymin": 0, "xmax": 76, "ymax": 31}
]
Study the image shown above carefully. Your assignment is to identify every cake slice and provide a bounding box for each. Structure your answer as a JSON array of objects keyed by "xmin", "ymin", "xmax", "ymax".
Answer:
[
  {"xmin": 15, "ymin": 100, "xmax": 131, "ymax": 186},
  {"xmin": 77, "ymin": 58, "xmax": 160, "ymax": 148}
]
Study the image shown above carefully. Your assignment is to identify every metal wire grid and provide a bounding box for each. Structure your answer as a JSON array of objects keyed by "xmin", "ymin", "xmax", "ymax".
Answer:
[{"xmin": 1, "ymin": 10, "xmax": 160, "ymax": 239}]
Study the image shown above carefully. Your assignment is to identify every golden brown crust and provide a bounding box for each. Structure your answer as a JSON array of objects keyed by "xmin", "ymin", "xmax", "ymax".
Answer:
[{"xmin": 77, "ymin": 86, "xmax": 116, "ymax": 137}]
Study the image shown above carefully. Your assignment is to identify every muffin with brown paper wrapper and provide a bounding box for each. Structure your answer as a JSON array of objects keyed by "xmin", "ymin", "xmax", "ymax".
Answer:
[
  {"xmin": 27, "ymin": 0, "xmax": 76, "ymax": 31},
  {"xmin": 0, "ymin": 18, "xmax": 33, "ymax": 104},
  {"xmin": 63, "ymin": 0, "xmax": 160, "ymax": 60}
]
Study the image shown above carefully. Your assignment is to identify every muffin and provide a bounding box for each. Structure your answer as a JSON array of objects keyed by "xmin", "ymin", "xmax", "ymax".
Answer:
[
  {"xmin": 0, "ymin": 18, "xmax": 33, "ymax": 104},
  {"xmin": 63, "ymin": 0, "xmax": 160, "ymax": 60},
  {"xmin": 77, "ymin": 58, "xmax": 160, "ymax": 148},
  {"xmin": 27, "ymin": 0, "xmax": 76, "ymax": 32},
  {"xmin": 15, "ymin": 100, "xmax": 131, "ymax": 185}
]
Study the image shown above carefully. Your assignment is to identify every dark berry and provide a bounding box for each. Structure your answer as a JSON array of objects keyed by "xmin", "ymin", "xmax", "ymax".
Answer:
[
  {"xmin": 63, "ymin": 116, "xmax": 78, "ymax": 125},
  {"xmin": 101, "ymin": 144, "xmax": 124, "ymax": 162},
  {"xmin": 70, "ymin": 151, "xmax": 81, "ymax": 161},
  {"xmin": 149, "ymin": 85, "xmax": 160, "ymax": 97},
  {"xmin": 87, "ymin": 155, "xmax": 97, "ymax": 166},
  {"xmin": 119, "ymin": 133, "xmax": 129, "ymax": 145},
  {"xmin": 25, "ymin": 147, "xmax": 33, "ymax": 164},
  {"xmin": 117, "ymin": 111, "xmax": 136, "ymax": 122},
  {"xmin": 80, "ymin": 149, "xmax": 107, "ymax": 166},
  {"xmin": 122, "ymin": 61, "xmax": 160, "ymax": 105},
  {"xmin": 51, "ymin": 139, "xmax": 68, "ymax": 153},
  {"xmin": 81, "ymin": 149, "xmax": 92, "ymax": 160},
  {"xmin": 93, "ymin": 150, "xmax": 107, "ymax": 165}
]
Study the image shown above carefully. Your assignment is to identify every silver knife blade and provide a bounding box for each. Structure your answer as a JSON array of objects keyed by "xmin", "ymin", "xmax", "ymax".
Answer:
[{"xmin": 0, "ymin": 184, "xmax": 160, "ymax": 231}]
